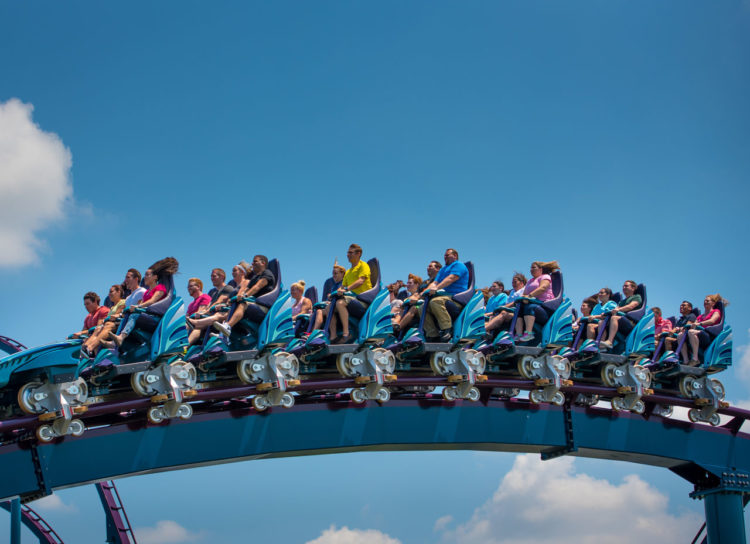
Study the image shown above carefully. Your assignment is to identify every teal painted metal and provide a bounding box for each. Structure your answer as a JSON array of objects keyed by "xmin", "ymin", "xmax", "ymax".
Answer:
[
  {"xmin": 700, "ymin": 491, "xmax": 746, "ymax": 544},
  {"xmin": 11, "ymin": 498, "xmax": 21, "ymax": 544},
  {"xmin": 0, "ymin": 400, "xmax": 748, "ymax": 502}
]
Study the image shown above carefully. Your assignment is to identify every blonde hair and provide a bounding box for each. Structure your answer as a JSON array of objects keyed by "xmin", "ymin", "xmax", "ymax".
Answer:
[
  {"xmin": 532, "ymin": 260, "xmax": 560, "ymax": 274},
  {"xmin": 707, "ymin": 293, "xmax": 728, "ymax": 306},
  {"xmin": 291, "ymin": 280, "xmax": 306, "ymax": 292}
]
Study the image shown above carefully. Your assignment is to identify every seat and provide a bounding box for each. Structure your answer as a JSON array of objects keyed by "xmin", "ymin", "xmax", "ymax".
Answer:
[
  {"xmin": 255, "ymin": 259, "xmax": 281, "ymax": 308},
  {"xmin": 321, "ymin": 277, "xmax": 337, "ymax": 301},
  {"xmin": 355, "ymin": 258, "xmax": 380, "ymax": 305},
  {"xmin": 541, "ymin": 271, "xmax": 564, "ymax": 313},
  {"xmin": 305, "ymin": 286, "xmax": 318, "ymax": 305},
  {"xmin": 445, "ymin": 261, "xmax": 475, "ymax": 319}
]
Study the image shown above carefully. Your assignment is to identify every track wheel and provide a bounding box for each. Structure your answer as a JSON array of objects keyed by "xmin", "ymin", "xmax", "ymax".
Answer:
[
  {"xmin": 177, "ymin": 404, "xmax": 193, "ymax": 420},
  {"xmin": 466, "ymin": 387, "xmax": 480, "ymax": 402},
  {"xmin": 611, "ymin": 397, "xmax": 625, "ymax": 412},
  {"xmin": 517, "ymin": 356, "xmax": 535, "ymax": 379},
  {"xmin": 529, "ymin": 390, "xmax": 544, "ymax": 404},
  {"xmin": 632, "ymin": 400, "xmax": 645, "ymax": 415},
  {"xmin": 252, "ymin": 395, "xmax": 268, "ymax": 412},
  {"xmin": 237, "ymin": 360, "xmax": 255, "ymax": 384},
  {"xmin": 430, "ymin": 352, "xmax": 449, "ymax": 376},
  {"xmin": 69, "ymin": 419, "xmax": 85, "ymax": 437},
  {"xmin": 376, "ymin": 388, "xmax": 390, "ymax": 404},
  {"xmin": 336, "ymin": 353, "xmax": 354, "ymax": 378},
  {"xmin": 131, "ymin": 372, "xmax": 151, "ymax": 396},
  {"xmin": 280, "ymin": 393, "xmax": 295, "ymax": 408},
  {"xmin": 688, "ymin": 408, "xmax": 699, "ymax": 423},
  {"xmin": 710, "ymin": 379, "xmax": 725, "ymax": 399},
  {"xmin": 679, "ymin": 375, "xmax": 697, "ymax": 398},
  {"xmin": 147, "ymin": 406, "xmax": 166, "ymax": 424},
  {"xmin": 601, "ymin": 363, "xmax": 617, "ymax": 387},
  {"xmin": 442, "ymin": 387, "xmax": 457, "ymax": 401},
  {"xmin": 17, "ymin": 382, "xmax": 43, "ymax": 415},
  {"xmin": 351, "ymin": 388, "xmax": 367, "ymax": 404},
  {"xmin": 36, "ymin": 425, "xmax": 55, "ymax": 443},
  {"xmin": 551, "ymin": 392, "xmax": 565, "ymax": 406},
  {"xmin": 709, "ymin": 413, "xmax": 721, "ymax": 426}
]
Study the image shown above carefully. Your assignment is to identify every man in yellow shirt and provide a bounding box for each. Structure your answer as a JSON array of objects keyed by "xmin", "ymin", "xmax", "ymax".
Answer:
[{"xmin": 330, "ymin": 243, "xmax": 372, "ymax": 343}]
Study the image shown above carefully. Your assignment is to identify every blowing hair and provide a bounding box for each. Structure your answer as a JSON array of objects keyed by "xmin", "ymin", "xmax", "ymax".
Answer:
[
  {"xmin": 533, "ymin": 260, "xmax": 560, "ymax": 274},
  {"xmin": 149, "ymin": 257, "xmax": 179, "ymax": 284},
  {"xmin": 707, "ymin": 293, "xmax": 729, "ymax": 307}
]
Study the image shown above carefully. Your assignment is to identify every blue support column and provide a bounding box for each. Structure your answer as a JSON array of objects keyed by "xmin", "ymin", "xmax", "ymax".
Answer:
[
  {"xmin": 702, "ymin": 491, "xmax": 747, "ymax": 544},
  {"xmin": 10, "ymin": 498, "xmax": 21, "ymax": 544}
]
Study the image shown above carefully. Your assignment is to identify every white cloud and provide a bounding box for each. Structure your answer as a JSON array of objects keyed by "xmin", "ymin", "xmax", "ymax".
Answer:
[
  {"xmin": 306, "ymin": 525, "xmax": 402, "ymax": 544},
  {"xmin": 135, "ymin": 520, "xmax": 203, "ymax": 544},
  {"xmin": 439, "ymin": 454, "xmax": 699, "ymax": 544},
  {"xmin": 0, "ymin": 98, "xmax": 73, "ymax": 268},
  {"xmin": 31, "ymin": 493, "xmax": 77, "ymax": 513},
  {"xmin": 434, "ymin": 515, "xmax": 453, "ymax": 532}
]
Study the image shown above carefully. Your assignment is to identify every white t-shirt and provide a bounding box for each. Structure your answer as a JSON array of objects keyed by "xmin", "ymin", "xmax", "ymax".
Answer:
[{"xmin": 125, "ymin": 287, "xmax": 147, "ymax": 309}]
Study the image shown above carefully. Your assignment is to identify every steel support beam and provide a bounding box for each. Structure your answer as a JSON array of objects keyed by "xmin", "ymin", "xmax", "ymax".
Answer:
[
  {"xmin": 10, "ymin": 498, "xmax": 21, "ymax": 544},
  {"xmin": 700, "ymin": 491, "xmax": 747, "ymax": 544}
]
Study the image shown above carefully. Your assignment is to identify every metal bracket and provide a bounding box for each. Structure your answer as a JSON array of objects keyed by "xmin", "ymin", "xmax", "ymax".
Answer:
[
  {"xmin": 541, "ymin": 402, "xmax": 577, "ymax": 460},
  {"xmin": 22, "ymin": 442, "xmax": 50, "ymax": 503},
  {"xmin": 691, "ymin": 471, "xmax": 750, "ymax": 499}
]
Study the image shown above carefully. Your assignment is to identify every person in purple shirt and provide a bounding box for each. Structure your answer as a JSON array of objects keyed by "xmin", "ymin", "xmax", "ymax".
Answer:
[{"xmin": 421, "ymin": 248, "xmax": 469, "ymax": 342}]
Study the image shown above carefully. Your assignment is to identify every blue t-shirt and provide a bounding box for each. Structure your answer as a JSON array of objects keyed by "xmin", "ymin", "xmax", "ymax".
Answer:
[
  {"xmin": 592, "ymin": 300, "xmax": 617, "ymax": 316},
  {"xmin": 435, "ymin": 261, "xmax": 470, "ymax": 295}
]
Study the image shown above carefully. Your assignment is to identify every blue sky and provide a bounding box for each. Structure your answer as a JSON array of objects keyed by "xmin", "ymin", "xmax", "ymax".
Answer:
[{"xmin": 1, "ymin": 1, "xmax": 749, "ymax": 542}]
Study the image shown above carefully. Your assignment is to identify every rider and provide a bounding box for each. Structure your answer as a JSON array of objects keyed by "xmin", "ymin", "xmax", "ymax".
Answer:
[
  {"xmin": 72, "ymin": 292, "xmax": 110, "ymax": 339},
  {"xmin": 599, "ymin": 280, "xmax": 642, "ymax": 350},
  {"xmin": 515, "ymin": 261, "xmax": 559, "ymax": 343},
  {"xmin": 330, "ymin": 244, "xmax": 372, "ymax": 344},
  {"xmin": 422, "ymin": 249, "xmax": 470, "ymax": 342},
  {"xmin": 663, "ymin": 301, "xmax": 696, "ymax": 353},
  {"xmin": 585, "ymin": 287, "xmax": 617, "ymax": 340},
  {"xmin": 215, "ymin": 255, "xmax": 276, "ymax": 337},
  {"xmin": 485, "ymin": 272, "xmax": 527, "ymax": 338},
  {"xmin": 311, "ymin": 264, "xmax": 346, "ymax": 332},
  {"xmin": 679, "ymin": 294, "xmax": 726, "ymax": 365},
  {"xmin": 82, "ymin": 285, "xmax": 126, "ymax": 356},
  {"xmin": 290, "ymin": 281, "xmax": 313, "ymax": 320}
]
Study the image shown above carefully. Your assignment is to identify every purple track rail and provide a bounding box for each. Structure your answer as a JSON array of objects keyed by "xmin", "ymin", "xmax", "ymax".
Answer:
[
  {"xmin": 0, "ymin": 501, "xmax": 64, "ymax": 543},
  {"xmin": 96, "ymin": 481, "xmax": 137, "ymax": 544}
]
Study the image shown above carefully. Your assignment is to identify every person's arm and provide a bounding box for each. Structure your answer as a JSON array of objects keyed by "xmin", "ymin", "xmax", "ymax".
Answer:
[
  {"xmin": 245, "ymin": 278, "xmax": 268, "ymax": 297},
  {"xmin": 617, "ymin": 298, "xmax": 641, "ymax": 313},
  {"xmin": 525, "ymin": 279, "xmax": 550, "ymax": 299},
  {"xmin": 661, "ymin": 320, "xmax": 673, "ymax": 333},
  {"xmin": 301, "ymin": 297, "xmax": 313, "ymax": 314},
  {"xmin": 698, "ymin": 311, "xmax": 721, "ymax": 327},
  {"xmin": 138, "ymin": 290, "xmax": 166, "ymax": 308}
]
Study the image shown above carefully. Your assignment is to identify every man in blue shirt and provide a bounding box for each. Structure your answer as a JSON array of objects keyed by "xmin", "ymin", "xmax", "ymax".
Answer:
[{"xmin": 421, "ymin": 248, "xmax": 470, "ymax": 342}]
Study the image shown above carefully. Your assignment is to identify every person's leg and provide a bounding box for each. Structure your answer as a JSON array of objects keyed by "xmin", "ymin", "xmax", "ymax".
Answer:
[
  {"xmin": 586, "ymin": 322, "xmax": 597, "ymax": 340},
  {"xmin": 110, "ymin": 314, "xmax": 137, "ymax": 345},
  {"xmin": 664, "ymin": 336, "xmax": 675, "ymax": 352},
  {"xmin": 688, "ymin": 329, "xmax": 700, "ymax": 363},
  {"xmin": 227, "ymin": 302, "xmax": 247, "ymax": 328},
  {"xmin": 605, "ymin": 315, "xmax": 621, "ymax": 343},
  {"xmin": 485, "ymin": 313, "xmax": 502, "ymax": 333},
  {"xmin": 399, "ymin": 306, "xmax": 418, "ymax": 331},
  {"xmin": 422, "ymin": 304, "xmax": 439, "ymax": 338},
  {"xmin": 679, "ymin": 332, "xmax": 689, "ymax": 363},
  {"xmin": 188, "ymin": 328, "xmax": 203, "ymax": 345},
  {"xmin": 429, "ymin": 296, "xmax": 453, "ymax": 336},
  {"xmin": 312, "ymin": 307, "xmax": 326, "ymax": 331},
  {"xmin": 335, "ymin": 298, "xmax": 350, "ymax": 337}
]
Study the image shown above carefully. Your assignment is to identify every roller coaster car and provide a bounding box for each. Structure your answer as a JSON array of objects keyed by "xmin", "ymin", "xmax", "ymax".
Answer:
[
  {"xmin": 390, "ymin": 262, "xmax": 487, "ymax": 402},
  {"xmin": 294, "ymin": 258, "xmax": 397, "ymax": 404},
  {"xmin": 0, "ymin": 340, "xmax": 89, "ymax": 441},
  {"xmin": 478, "ymin": 271, "xmax": 574, "ymax": 406},
  {"xmin": 292, "ymin": 286, "xmax": 318, "ymax": 338},
  {"xmin": 84, "ymin": 276, "xmax": 195, "ymax": 426},
  {"xmin": 186, "ymin": 259, "xmax": 299, "ymax": 412},
  {"xmin": 646, "ymin": 300, "xmax": 732, "ymax": 425},
  {"xmin": 562, "ymin": 284, "xmax": 654, "ymax": 414}
]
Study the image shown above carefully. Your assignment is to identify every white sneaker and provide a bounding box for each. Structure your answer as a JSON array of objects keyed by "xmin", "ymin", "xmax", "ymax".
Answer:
[
  {"xmin": 599, "ymin": 340, "xmax": 612, "ymax": 349},
  {"xmin": 214, "ymin": 322, "xmax": 231, "ymax": 337}
]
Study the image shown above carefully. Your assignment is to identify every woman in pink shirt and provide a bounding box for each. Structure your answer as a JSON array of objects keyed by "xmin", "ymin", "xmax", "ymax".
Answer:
[
  {"xmin": 108, "ymin": 257, "xmax": 177, "ymax": 347},
  {"xmin": 515, "ymin": 260, "xmax": 559, "ymax": 342},
  {"xmin": 679, "ymin": 293, "xmax": 725, "ymax": 365}
]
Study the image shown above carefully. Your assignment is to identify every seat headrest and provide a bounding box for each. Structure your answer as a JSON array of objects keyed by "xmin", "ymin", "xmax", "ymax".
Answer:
[
  {"xmin": 304, "ymin": 286, "xmax": 318, "ymax": 305},
  {"xmin": 367, "ymin": 258, "xmax": 380, "ymax": 287},
  {"xmin": 322, "ymin": 277, "xmax": 336, "ymax": 300},
  {"xmin": 255, "ymin": 258, "xmax": 281, "ymax": 307},
  {"xmin": 465, "ymin": 261, "xmax": 475, "ymax": 290}
]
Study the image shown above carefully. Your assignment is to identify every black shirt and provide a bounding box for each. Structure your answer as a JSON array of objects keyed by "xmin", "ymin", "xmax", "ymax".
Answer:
[
  {"xmin": 209, "ymin": 284, "xmax": 234, "ymax": 303},
  {"xmin": 247, "ymin": 269, "xmax": 275, "ymax": 298},
  {"xmin": 675, "ymin": 313, "xmax": 697, "ymax": 328}
]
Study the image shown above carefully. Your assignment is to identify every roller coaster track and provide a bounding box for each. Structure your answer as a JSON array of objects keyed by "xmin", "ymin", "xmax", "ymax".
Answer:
[{"xmin": 0, "ymin": 500, "xmax": 64, "ymax": 543}]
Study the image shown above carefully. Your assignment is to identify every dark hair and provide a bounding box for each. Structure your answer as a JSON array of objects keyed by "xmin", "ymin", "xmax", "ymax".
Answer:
[
  {"xmin": 149, "ymin": 257, "xmax": 179, "ymax": 284},
  {"xmin": 582, "ymin": 296, "xmax": 598, "ymax": 309},
  {"xmin": 624, "ymin": 280, "xmax": 637, "ymax": 290},
  {"xmin": 110, "ymin": 284, "xmax": 124, "ymax": 297},
  {"xmin": 512, "ymin": 272, "xmax": 527, "ymax": 284},
  {"xmin": 446, "ymin": 248, "xmax": 459, "ymax": 259},
  {"xmin": 212, "ymin": 268, "xmax": 226, "ymax": 281},
  {"xmin": 492, "ymin": 280, "xmax": 505, "ymax": 291},
  {"xmin": 681, "ymin": 300, "xmax": 693, "ymax": 309},
  {"xmin": 127, "ymin": 268, "xmax": 142, "ymax": 283},
  {"xmin": 430, "ymin": 260, "xmax": 442, "ymax": 269},
  {"xmin": 349, "ymin": 244, "xmax": 362, "ymax": 255},
  {"xmin": 84, "ymin": 291, "xmax": 100, "ymax": 304},
  {"xmin": 600, "ymin": 287, "xmax": 613, "ymax": 298},
  {"xmin": 652, "ymin": 306, "xmax": 662, "ymax": 315},
  {"xmin": 254, "ymin": 255, "xmax": 269, "ymax": 266}
]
